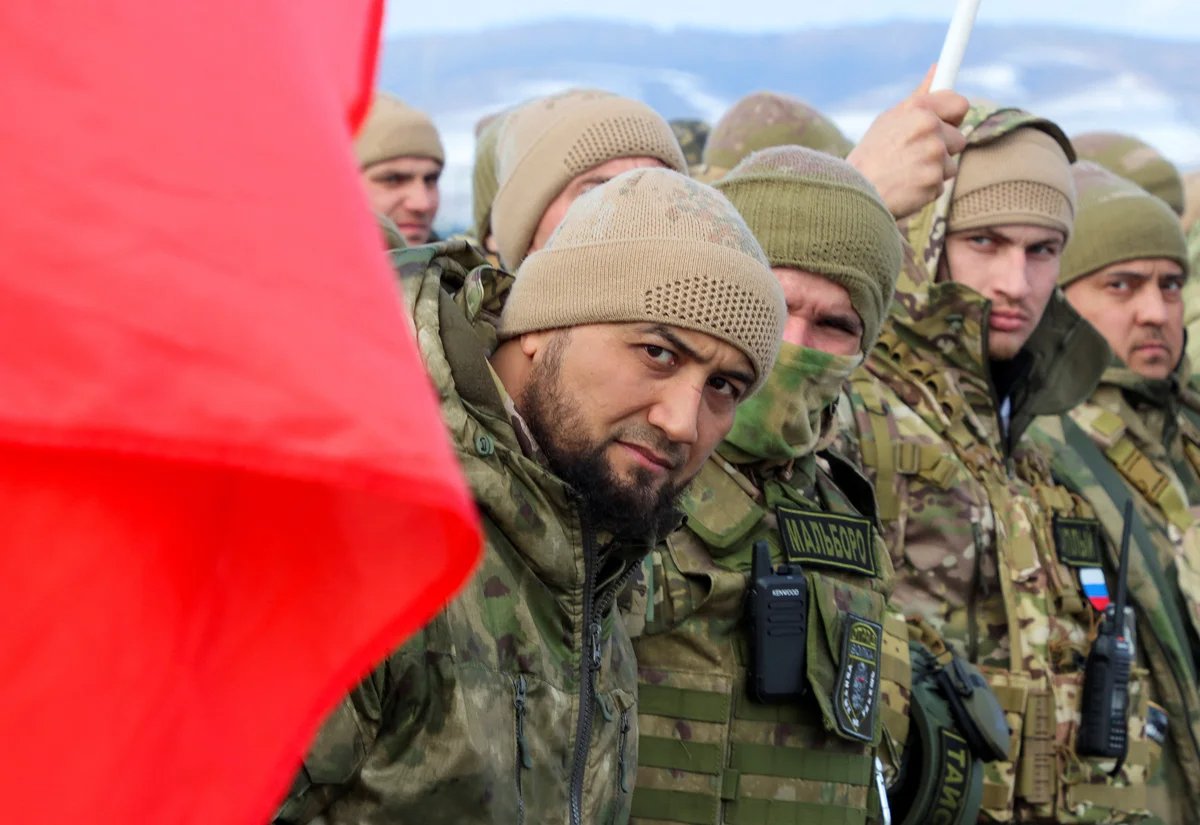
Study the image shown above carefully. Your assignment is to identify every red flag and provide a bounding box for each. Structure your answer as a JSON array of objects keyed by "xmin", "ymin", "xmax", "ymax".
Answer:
[{"xmin": 0, "ymin": 2, "xmax": 481, "ymax": 823}]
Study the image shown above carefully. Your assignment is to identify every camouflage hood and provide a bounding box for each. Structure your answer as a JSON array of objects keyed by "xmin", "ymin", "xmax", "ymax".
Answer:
[
  {"xmin": 884, "ymin": 103, "xmax": 1110, "ymax": 445},
  {"xmin": 1096, "ymin": 356, "xmax": 1195, "ymax": 449}
]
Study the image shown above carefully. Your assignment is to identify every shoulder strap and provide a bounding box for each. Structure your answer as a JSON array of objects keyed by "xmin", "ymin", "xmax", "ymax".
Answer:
[
  {"xmin": 679, "ymin": 456, "xmax": 765, "ymax": 552},
  {"xmin": 1059, "ymin": 415, "xmax": 1198, "ymax": 684}
]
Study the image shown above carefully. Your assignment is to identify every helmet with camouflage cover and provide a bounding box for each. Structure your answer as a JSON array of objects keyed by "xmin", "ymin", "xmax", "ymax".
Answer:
[
  {"xmin": 697, "ymin": 92, "xmax": 854, "ymax": 182},
  {"xmin": 1072, "ymin": 131, "xmax": 1186, "ymax": 217}
]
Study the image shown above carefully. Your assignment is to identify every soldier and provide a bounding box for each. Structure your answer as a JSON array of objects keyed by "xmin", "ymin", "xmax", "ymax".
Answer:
[
  {"xmin": 491, "ymin": 88, "xmax": 688, "ymax": 270},
  {"xmin": 354, "ymin": 92, "xmax": 445, "ymax": 246},
  {"xmin": 273, "ymin": 167, "xmax": 787, "ymax": 824},
  {"xmin": 668, "ymin": 117, "xmax": 710, "ymax": 171},
  {"xmin": 1028, "ymin": 162, "xmax": 1199, "ymax": 823},
  {"xmin": 1072, "ymin": 131, "xmax": 1186, "ymax": 218},
  {"xmin": 696, "ymin": 91, "xmax": 856, "ymax": 185},
  {"xmin": 699, "ymin": 72, "xmax": 970, "ymax": 221},
  {"xmin": 839, "ymin": 104, "xmax": 1165, "ymax": 822},
  {"xmin": 469, "ymin": 109, "xmax": 508, "ymax": 263},
  {"xmin": 624, "ymin": 145, "xmax": 1004, "ymax": 825}
]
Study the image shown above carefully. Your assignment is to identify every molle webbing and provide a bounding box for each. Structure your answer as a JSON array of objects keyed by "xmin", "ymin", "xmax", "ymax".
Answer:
[{"xmin": 633, "ymin": 682, "xmax": 874, "ymax": 825}]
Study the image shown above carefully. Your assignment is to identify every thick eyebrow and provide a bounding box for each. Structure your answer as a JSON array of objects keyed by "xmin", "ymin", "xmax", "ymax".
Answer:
[
  {"xmin": 1102, "ymin": 270, "xmax": 1152, "ymax": 283},
  {"xmin": 986, "ymin": 228, "xmax": 1063, "ymax": 248},
  {"xmin": 638, "ymin": 324, "xmax": 755, "ymax": 386},
  {"xmin": 817, "ymin": 309, "xmax": 864, "ymax": 333}
]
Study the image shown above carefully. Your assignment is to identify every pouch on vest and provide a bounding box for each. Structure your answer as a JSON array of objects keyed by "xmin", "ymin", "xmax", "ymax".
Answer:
[
  {"xmin": 806, "ymin": 575, "xmax": 886, "ymax": 746},
  {"xmin": 934, "ymin": 656, "xmax": 1011, "ymax": 762}
]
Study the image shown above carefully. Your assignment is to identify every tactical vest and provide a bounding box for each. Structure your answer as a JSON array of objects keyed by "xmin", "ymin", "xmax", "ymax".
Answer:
[
  {"xmin": 847, "ymin": 337, "xmax": 1162, "ymax": 824},
  {"xmin": 626, "ymin": 452, "xmax": 912, "ymax": 825},
  {"xmin": 1056, "ymin": 404, "xmax": 1200, "ymax": 819}
]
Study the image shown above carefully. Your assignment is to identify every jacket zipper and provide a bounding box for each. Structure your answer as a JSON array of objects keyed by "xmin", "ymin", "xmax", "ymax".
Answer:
[
  {"xmin": 569, "ymin": 525, "xmax": 600, "ymax": 825},
  {"xmin": 513, "ymin": 674, "xmax": 529, "ymax": 825}
]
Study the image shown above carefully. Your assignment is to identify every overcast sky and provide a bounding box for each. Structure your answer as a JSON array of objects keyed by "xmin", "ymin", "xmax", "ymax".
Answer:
[{"xmin": 384, "ymin": 0, "xmax": 1200, "ymax": 41}]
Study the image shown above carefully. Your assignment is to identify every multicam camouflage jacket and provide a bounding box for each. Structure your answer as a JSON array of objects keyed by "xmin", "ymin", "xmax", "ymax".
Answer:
[
  {"xmin": 1030, "ymin": 361, "xmax": 1200, "ymax": 823},
  {"xmin": 837, "ymin": 104, "xmax": 1165, "ymax": 823},
  {"xmin": 620, "ymin": 445, "xmax": 912, "ymax": 825},
  {"xmin": 1183, "ymin": 224, "xmax": 1200, "ymax": 370},
  {"xmin": 275, "ymin": 241, "xmax": 657, "ymax": 825}
]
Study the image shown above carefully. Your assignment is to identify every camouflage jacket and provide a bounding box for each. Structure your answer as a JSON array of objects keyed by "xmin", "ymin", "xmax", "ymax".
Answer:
[
  {"xmin": 1183, "ymin": 224, "xmax": 1200, "ymax": 371},
  {"xmin": 837, "ymin": 105, "xmax": 1164, "ymax": 823},
  {"xmin": 1030, "ymin": 361, "xmax": 1200, "ymax": 823},
  {"xmin": 275, "ymin": 241, "xmax": 657, "ymax": 825},
  {"xmin": 620, "ymin": 446, "xmax": 912, "ymax": 825}
]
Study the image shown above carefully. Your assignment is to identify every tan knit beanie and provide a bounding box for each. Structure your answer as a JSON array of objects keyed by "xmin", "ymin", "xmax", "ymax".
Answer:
[
  {"xmin": 1073, "ymin": 131, "xmax": 1186, "ymax": 217},
  {"xmin": 1059, "ymin": 162, "xmax": 1188, "ymax": 288},
  {"xmin": 715, "ymin": 146, "xmax": 902, "ymax": 354},
  {"xmin": 499, "ymin": 168, "xmax": 786, "ymax": 392},
  {"xmin": 354, "ymin": 92, "xmax": 444, "ymax": 168},
  {"xmin": 471, "ymin": 111, "xmax": 508, "ymax": 242},
  {"xmin": 492, "ymin": 89, "xmax": 688, "ymax": 270},
  {"xmin": 948, "ymin": 127, "xmax": 1076, "ymax": 239},
  {"xmin": 699, "ymin": 92, "xmax": 854, "ymax": 182}
]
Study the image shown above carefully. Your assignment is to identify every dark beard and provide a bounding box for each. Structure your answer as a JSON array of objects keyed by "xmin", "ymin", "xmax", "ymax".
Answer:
[{"xmin": 518, "ymin": 338, "xmax": 684, "ymax": 543}]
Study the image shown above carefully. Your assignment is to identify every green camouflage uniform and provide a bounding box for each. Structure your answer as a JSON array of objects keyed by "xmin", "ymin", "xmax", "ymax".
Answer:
[
  {"xmin": 1184, "ymin": 224, "xmax": 1200, "ymax": 371},
  {"xmin": 275, "ymin": 240, "xmax": 659, "ymax": 825},
  {"xmin": 838, "ymin": 105, "xmax": 1164, "ymax": 823},
  {"xmin": 1029, "ymin": 360, "xmax": 1200, "ymax": 823},
  {"xmin": 622, "ymin": 347, "xmax": 915, "ymax": 825},
  {"xmin": 668, "ymin": 118, "xmax": 710, "ymax": 171}
]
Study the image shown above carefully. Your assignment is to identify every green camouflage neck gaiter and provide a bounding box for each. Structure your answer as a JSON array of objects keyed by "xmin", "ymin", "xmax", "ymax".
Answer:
[{"xmin": 724, "ymin": 342, "xmax": 862, "ymax": 465}]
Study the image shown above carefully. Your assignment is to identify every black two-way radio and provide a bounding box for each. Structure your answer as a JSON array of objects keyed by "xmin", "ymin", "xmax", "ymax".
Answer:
[
  {"xmin": 1077, "ymin": 500, "xmax": 1136, "ymax": 767},
  {"xmin": 747, "ymin": 539, "xmax": 809, "ymax": 702}
]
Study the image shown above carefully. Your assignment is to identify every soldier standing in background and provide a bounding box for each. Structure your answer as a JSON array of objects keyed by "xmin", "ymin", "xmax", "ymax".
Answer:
[
  {"xmin": 668, "ymin": 117, "xmax": 710, "ymax": 173},
  {"xmin": 1029, "ymin": 162, "xmax": 1199, "ymax": 824},
  {"xmin": 354, "ymin": 93, "xmax": 446, "ymax": 246},
  {"xmin": 273, "ymin": 168, "xmax": 787, "ymax": 825},
  {"xmin": 839, "ymin": 104, "xmax": 1166, "ymax": 822},
  {"xmin": 490, "ymin": 88, "xmax": 689, "ymax": 271}
]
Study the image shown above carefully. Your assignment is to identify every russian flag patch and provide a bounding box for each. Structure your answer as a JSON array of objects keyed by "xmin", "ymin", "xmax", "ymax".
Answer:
[{"xmin": 1079, "ymin": 567, "xmax": 1110, "ymax": 612}]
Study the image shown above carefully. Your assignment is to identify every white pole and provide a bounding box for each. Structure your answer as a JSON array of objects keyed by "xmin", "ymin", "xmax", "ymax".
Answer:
[{"xmin": 930, "ymin": 0, "xmax": 983, "ymax": 92}]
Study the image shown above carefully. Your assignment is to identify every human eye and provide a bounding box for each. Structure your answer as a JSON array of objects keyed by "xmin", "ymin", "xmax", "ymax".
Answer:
[
  {"xmin": 967, "ymin": 235, "xmax": 994, "ymax": 249},
  {"xmin": 1028, "ymin": 242, "xmax": 1061, "ymax": 259},
  {"xmin": 642, "ymin": 344, "xmax": 677, "ymax": 367},
  {"xmin": 706, "ymin": 375, "xmax": 744, "ymax": 401},
  {"xmin": 1163, "ymin": 277, "xmax": 1185, "ymax": 298}
]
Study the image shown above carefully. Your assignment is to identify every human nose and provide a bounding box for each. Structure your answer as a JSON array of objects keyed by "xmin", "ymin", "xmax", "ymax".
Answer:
[
  {"xmin": 1134, "ymin": 286, "xmax": 1169, "ymax": 327},
  {"xmin": 646, "ymin": 376, "xmax": 702, "ymax": 446},
  {"xmin": 991, "ymin": 249, "xmax": 1033, "ymax": 302}
]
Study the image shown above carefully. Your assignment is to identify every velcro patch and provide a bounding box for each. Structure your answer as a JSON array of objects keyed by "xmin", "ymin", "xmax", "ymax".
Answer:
[
  {"xmin": 835, "ymin": 614, "xmax": 882, "ymax": 742},
  {"xmin": 1053, "ymin": 517, "xmax": 1104, "ymax": 568},
  {"xmin": 777, "ymin": 506, "xmax": 876, "ymax": 577},
  {"xmin": 934, "ymin": 728, "xmax": 973, "ymax": 822}
]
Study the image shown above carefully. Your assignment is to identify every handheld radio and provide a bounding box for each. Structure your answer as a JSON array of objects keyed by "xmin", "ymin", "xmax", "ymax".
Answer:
[
  {"xmin": 1076, "ymin": 500, "xmax": 1135, "ymax": 766},
  {"xmin": 747, "ymin": 539, "xmax": 809, "ymax": 702}
]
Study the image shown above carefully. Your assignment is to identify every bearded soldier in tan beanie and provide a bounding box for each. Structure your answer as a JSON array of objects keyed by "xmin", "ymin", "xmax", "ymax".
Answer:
[
  {"xmin": 1027, "ymin": 162, "xmax": 1200, "ymax": 825},
  {"xmin": 275, "ymin": 167, "xmax": 786, "ymax": 825},
  {"xmin": 623, "ymin": 145, "xmax": 1007, "ymax": 825},
  {"xmin": 491, "ymin": 88, "xmax": 688, "ymax": 270},
  {"xmin": 840, "ymin": 104, "xmax": 1169, "ymax": 823},
  {"xmin": 354, "ymin": 92, "xmax": 445, "ymax": 246}
]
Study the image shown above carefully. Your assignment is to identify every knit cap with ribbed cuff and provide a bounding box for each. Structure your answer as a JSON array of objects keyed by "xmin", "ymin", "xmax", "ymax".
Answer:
[
  {"xmin": 499, "ymin": 168, "xmax": 786, "ymax": 393},
  {"xmin": 715, "ymin": 146, "xmax": 902, "ymax": 353},
  {"xmin": 492, "ymin": 89, "xmax": 687, "ymax": 270},
  {"xmin": 1059, "ymin": 161, "xmax": 1189, "ymax": 287},
  {"xmin": 355, "ymin": 93, "xmax": 444, "ymax": 167},
  {"xmin": 948, "ymin": 126, "xmax": 1075, "ymax": 239}
]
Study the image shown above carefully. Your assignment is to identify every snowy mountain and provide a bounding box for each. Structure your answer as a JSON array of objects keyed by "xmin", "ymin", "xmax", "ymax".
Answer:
[{"xmin": 376, "ymin": 20, "xmax": 1200, "ymax": 233}]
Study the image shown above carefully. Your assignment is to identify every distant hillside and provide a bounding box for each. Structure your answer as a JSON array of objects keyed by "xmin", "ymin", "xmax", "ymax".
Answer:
[{"xmin": 377, "ymin": 20, "xmax": 1200, "ymax": 232}]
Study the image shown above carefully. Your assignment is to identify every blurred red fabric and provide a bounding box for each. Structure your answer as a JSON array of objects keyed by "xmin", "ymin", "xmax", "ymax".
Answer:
[{"xmin": 0, "ymin": 1, "xmax": 481, "ymax": 822}]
